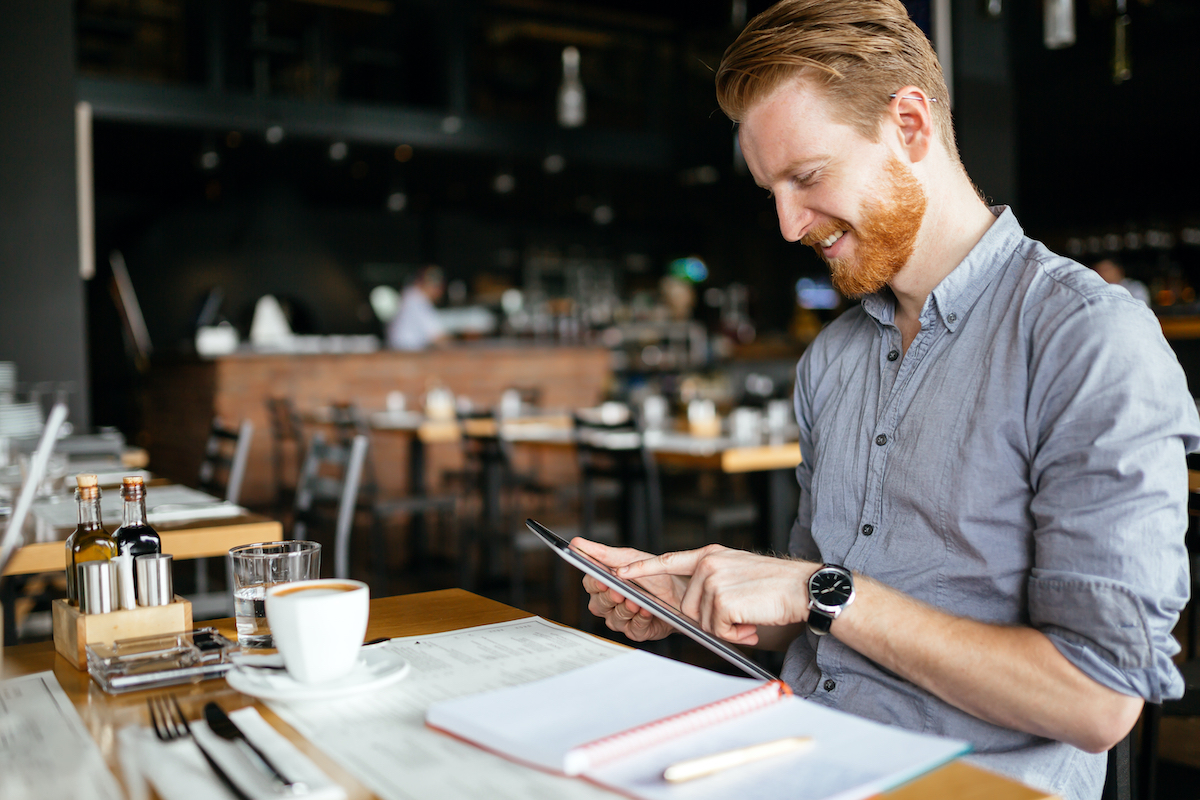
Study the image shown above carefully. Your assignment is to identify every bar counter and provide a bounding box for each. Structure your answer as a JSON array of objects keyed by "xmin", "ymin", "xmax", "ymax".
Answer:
[{"xmin": 141, "ymin": 343, "xmax": 613, "ymax": 506}]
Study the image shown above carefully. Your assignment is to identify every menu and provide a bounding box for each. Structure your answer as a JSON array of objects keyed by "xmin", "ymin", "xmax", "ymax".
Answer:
[
  {"xmin": 0, "ymin": 672, "xmax": 124, "ymax": 800},
  {"xmin": 268, "ymin": 617, "xmax": 629, "ymax": 800}
]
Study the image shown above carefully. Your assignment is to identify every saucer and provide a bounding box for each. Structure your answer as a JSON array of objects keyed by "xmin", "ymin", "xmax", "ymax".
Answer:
[{"xmin": 226, "ymin": 646, "xmax": 410, "ymax": 702}]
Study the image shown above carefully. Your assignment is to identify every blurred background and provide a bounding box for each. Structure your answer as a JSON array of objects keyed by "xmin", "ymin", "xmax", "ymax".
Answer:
[{"xmin": 2, "ymin": 0, "xmax": 1197, "ymax": 434}]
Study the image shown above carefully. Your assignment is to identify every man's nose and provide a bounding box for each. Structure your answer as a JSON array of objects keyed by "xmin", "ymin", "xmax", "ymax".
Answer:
[{"xmin": 775, "ymin": 194, "xmax": 812, "ymax": 243}]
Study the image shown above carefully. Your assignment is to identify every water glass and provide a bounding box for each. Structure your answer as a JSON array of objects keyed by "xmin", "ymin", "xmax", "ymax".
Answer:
[
  {"xmin": 228, "ymin": 541, "xmax": 321, "ymax": 648},
  {"xmin": 730, "ymin": 407, "xmax": 763, "ymax": 442}
]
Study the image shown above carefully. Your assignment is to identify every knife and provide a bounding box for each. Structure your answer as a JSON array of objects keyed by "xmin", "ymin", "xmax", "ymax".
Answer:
[{"xmin": 203, "ymin": 702, "xmax": 307, "ymax": 793}]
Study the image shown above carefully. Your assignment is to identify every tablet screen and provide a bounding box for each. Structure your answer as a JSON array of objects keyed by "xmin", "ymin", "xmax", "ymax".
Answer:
[{"xmin": 526, "ymin": 518, "xmax": 778, "ymax": 681}]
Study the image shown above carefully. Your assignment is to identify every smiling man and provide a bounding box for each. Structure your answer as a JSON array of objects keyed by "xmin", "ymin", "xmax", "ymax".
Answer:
[{"xmin": 574, "ymin": 2, "xmax": 1200, "ymax": 798}]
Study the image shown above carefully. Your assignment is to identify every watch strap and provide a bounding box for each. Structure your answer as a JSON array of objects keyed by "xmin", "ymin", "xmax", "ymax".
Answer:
[{"xmin": 807, "ymin": 607, "xmax": 834, "ymax": 635}]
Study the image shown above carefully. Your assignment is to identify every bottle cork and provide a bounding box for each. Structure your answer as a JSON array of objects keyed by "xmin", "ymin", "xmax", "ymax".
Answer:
[
  {"xmin": 76, "ymin": 474, "xmax": 100, "ymax": 499},
  {"xmin": 122, "ymin": 475, "xmax": 144, "ymax": 488}
]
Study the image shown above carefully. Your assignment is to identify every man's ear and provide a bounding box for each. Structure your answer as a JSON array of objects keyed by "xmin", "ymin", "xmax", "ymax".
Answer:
[{"xmin": 889, "ymin": 85, "xmax": 934, "ymax": 163}]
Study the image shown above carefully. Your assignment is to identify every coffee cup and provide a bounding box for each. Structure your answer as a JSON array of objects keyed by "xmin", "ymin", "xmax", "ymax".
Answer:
[{"xmin": 265, "ymin": 579, "xmax": 369, "ymax": 684}]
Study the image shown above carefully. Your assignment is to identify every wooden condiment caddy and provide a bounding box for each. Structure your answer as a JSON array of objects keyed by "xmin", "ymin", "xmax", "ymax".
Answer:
[{"xmin": 52, "ymin": 596, "xmax": 192, "ymax": 670}]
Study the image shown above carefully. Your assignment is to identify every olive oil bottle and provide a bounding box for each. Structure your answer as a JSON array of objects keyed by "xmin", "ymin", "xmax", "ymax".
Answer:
[{"xmin": 64, "ymin": 474, "xmax": 117, "ymax": 604}]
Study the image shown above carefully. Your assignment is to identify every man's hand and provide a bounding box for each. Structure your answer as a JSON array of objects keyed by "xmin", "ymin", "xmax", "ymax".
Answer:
[
  {"xmin": 618, "ymin": 545, "xmax": 818, "ymax": 646},
  {"xmin": 572, "ymin": 538, "xmax": 682, "ymax": 642}
]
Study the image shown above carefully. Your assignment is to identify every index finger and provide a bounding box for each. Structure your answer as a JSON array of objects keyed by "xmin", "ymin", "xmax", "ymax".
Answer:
[{"xmin": 616, "ymin": 548, "xmax": 707, "ymax": 579}]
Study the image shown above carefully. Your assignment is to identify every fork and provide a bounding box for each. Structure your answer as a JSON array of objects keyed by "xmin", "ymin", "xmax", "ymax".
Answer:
[{"xmin": 147, "ymin": 695, "xmax": 253, "ymax": 800}]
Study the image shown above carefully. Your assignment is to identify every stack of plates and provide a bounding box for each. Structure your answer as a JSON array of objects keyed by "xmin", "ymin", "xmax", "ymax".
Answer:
[
  {"xmin": 0, "ymin": 362, "xmax": 15, "ymax": 402},
  {"xmin": 0, "ymin": 403, "xmax": 41, "ymax": 438}
]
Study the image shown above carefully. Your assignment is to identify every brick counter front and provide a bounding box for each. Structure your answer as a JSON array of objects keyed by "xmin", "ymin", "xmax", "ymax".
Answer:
[{"xmin": 140, "ymin": 344, "xmax": 612, "ymax": 508}]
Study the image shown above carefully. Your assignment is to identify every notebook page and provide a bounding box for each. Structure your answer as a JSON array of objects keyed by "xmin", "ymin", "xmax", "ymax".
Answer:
[
  {"xmin": 425, "ymin": 650, "xmax": 764, "ymax": 774},
  {"xmin": 586, "ymin": 697, "xmax": 969, "ymax": 800}
]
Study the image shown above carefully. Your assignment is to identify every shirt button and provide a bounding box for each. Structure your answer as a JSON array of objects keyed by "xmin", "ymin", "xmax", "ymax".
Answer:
[
  {"xmin": 861, "ymin": 524, "xmax": 874, "ymax": 536},
  {"xmin": 875, "ymin": 434, "xmax": 888, "ymax": 446},
  {"xmin": 947, "ymin": 312, "xmax": 958, "ymax": 323},
  {"xmin": 887, "ymin": 349, "xmax": 899, "ymax": 361},
  {"xmin": 824, "ymin": 679, "xmax": 836, "ymax": 692}
]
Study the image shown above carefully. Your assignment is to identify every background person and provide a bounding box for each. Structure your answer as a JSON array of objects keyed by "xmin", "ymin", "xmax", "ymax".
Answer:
[
  {"xmin": 576, "ymin": 3, "xmax": 1199, "ymax": 799},
  {"xmin": 1093, "ymin": 257, "xmax": 1151, "ymax": 306},
  {"xmin": 387, "ymin": 265, "xmax": 447, "ymax": 351}
]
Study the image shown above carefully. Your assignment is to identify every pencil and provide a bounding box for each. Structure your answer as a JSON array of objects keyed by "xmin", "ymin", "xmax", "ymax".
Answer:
[{"xmin": 662, "ymin": 736, "xmax": 816, "ymax": 783}]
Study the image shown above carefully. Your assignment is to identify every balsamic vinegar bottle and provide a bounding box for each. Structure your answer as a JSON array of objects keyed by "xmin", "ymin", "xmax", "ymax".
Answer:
[{"xmin": 113, "ymin": 476, "xmax": 161, "ymax": 558}]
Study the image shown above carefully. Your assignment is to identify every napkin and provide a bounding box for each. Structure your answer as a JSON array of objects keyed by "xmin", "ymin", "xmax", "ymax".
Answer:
[{"xmin": 128, "ymin": 707, "xmax": 345, "ymax": 800}]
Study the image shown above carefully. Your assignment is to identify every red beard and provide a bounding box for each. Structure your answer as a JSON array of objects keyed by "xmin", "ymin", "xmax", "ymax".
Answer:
[{"xmin": 801, "ymin": 157, "xmax": 928, "ymax": 299}]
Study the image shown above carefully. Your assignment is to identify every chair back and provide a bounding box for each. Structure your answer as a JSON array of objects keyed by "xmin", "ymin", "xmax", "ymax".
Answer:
[
  {"xmin": 198, "ymin": 418, "xmax": 253, "ymax": 505},
  {"xmin": 265, "ymin": 396, "xmax": 306, "ymax": 513},
  {"xmin": 0, "ymin": 403, "xmax": 68, "ymax": 573},
  {"xmin": 329, "ymin": 402, "xmax": 378, "ymax": 497},
  {"xmin": 572, "ymin": 410, "xmax": 662, "ymax": 553},
  {"xmin": 293, "ymin": 432, "xmax": 369, "ymax": 579}
]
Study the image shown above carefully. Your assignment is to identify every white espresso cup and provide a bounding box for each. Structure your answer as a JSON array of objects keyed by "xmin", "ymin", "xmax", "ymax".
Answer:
[{"xmin": 265, "ymin": 579, "xmax": 370, "ymax": 684}]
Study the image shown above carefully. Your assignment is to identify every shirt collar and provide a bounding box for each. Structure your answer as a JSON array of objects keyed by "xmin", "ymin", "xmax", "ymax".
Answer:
[{"xmin": 860, "ymin": 206, "xmax": 1024, "ymax": 332}]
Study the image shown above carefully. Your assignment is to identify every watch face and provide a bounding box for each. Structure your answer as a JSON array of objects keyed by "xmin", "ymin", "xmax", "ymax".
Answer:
[{"xmin": 810, "ymin": 569, "xmax": 853, "ymax": 606}]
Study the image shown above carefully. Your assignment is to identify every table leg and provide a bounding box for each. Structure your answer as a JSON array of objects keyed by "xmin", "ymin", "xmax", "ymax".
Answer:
[
  {"xmin": 1, "ymin": 578, "xmax": 16, "ymax": 647},
  {"xmin": 408, "ymin": 436, "xmax": 427, "ymax": 568}
]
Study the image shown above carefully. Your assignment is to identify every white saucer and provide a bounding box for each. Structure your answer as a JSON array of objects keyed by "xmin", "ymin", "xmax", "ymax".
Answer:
[{"xmin": 226, "ymin": 646, "xmax": 410, "ymax": 702}]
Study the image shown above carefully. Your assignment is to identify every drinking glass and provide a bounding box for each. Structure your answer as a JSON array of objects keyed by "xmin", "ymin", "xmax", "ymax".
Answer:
[{"xmin": 228, "ymin": 541, "xmax": 321, "ymax": 648}]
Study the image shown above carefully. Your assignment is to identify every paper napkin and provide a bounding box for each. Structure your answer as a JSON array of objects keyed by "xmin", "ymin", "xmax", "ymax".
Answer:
[{"xmin": 128, "ymin": 707, "xmax": 345, "ymax": 800}]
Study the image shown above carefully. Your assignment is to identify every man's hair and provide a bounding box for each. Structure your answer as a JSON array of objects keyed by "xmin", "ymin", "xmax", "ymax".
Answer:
[{"xmin": 716, "ymin": 0, "xmax": 957, "ymax": 158}]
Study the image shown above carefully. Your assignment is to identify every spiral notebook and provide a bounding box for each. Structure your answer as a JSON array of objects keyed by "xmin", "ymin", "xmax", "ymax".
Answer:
[{"xmin": 426, "ymin": 650, "xmax": 971, "ymax": 800}]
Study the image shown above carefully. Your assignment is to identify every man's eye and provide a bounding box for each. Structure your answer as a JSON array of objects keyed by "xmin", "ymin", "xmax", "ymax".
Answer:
[{"xmin": 795, "ymin": 172, "xmax": 816, "ymax": 187}]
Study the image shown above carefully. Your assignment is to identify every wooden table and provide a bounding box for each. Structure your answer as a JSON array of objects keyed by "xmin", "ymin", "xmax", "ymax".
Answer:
[
  {"xmin": 0, "ymin": 588, "xmax": 1052, "ymax": 800},
  {"xmin": 1, "ymin": 512, "xmax": 283, "ymax": 577}
]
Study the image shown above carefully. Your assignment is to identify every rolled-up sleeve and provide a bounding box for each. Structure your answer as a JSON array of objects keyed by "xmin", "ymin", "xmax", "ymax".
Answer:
[{"xmin": 1027, "ymin": 292, "xmax": 1199, "ymax": 703}]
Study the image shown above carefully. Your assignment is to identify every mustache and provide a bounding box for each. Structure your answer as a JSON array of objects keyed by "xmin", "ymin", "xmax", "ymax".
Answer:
[{"xmin": 799, "ymin": 219, "xmax": 853, "ymax": 250}]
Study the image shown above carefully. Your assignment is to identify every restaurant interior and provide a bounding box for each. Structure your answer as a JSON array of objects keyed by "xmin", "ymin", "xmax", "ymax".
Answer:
[{"xmin": 2, "ymin": 1, "xmax": 1199, "ymax": 799}]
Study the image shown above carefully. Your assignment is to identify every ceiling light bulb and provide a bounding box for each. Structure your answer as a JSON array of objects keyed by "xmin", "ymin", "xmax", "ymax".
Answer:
[
  {"xmin": 557, "ymin": 46, "xmax": 586, "ymax": 128},
  {"xmin": 493, "ymin": 173, "xmax": 516, "ymax": 194}
]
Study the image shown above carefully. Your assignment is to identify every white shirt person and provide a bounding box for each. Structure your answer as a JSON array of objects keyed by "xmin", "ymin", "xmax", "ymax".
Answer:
[{"xmin": 387, "ymin": 266, "xmax": 447, "ymax": 351}]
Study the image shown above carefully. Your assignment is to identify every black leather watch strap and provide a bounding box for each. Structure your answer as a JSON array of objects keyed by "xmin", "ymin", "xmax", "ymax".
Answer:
[{"xmin": 807, "ymin": 607, "xmax": 835, "ymax": 635}]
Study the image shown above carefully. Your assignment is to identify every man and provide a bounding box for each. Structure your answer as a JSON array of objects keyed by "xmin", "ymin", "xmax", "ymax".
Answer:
[
  {"xmin": 387, "ymin": 266, "xmax": 447, "ymax": 350},
  {"xmin": 576, "ymin": 2, "xmax": 1198, "ymax": 798}
]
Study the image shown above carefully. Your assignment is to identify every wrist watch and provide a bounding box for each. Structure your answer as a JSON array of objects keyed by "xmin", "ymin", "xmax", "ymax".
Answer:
[{"xmin": 807, "ymin": 564, "xmax": 855, "ymax": 636}]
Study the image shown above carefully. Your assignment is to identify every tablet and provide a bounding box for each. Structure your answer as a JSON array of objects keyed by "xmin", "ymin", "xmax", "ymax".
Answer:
[{"xmin": 525, "ymin": 519, "xmax": 778, "ymax": 681}]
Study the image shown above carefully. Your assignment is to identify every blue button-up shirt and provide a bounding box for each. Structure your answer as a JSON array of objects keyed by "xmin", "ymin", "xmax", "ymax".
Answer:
[{"xmin": 783, "ymin": 208, "xmax": 1199, "ymax": 800}]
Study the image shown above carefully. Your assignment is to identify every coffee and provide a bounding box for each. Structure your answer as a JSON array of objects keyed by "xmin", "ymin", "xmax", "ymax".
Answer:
[{"xmin": 271, "ymin": 582, "xmax": 358, "ymax": 597}]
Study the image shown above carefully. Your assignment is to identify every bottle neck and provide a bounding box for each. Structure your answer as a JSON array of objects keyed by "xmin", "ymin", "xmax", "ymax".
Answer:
[
  {"xmin": 122, "ymin": 492, "xmax": 149, "ymax": 528},
  {"xmin": 77, "ymin": 490, "xmax": 104, "ymax": 529}
]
